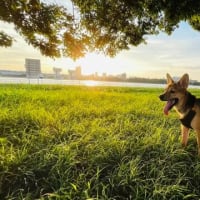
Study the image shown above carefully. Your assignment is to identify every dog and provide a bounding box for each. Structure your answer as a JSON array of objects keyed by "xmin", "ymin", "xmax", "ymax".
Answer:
[{"xmin": 159, "ymin": 73, "xmax": 200, "ymax": 155}]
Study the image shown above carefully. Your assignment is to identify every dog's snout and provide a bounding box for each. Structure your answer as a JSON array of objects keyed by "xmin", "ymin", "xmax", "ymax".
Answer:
[{"xmin": 159, "ymin": 94, "xmax": 165, "ymax": 101}]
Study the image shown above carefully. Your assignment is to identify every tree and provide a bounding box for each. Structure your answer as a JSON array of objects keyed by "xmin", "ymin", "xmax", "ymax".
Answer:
[
  {"xmin": 1, "ymin": 0, "xmax": 200, "ymax": 59},
  {"xmin": 72, "ymin": 0, "xmax": 200, "ymax": 56},
  {"xmin": 0, "ymin": 0, "xmax": 87, "ymax": 59}
]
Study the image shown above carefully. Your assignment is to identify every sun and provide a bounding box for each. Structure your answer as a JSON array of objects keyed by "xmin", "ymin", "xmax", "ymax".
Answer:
[
  {"xmin": 75, "ymin": 53, "xmax": 115, "ymax": 75},
  {"xmin": 74, "ymin": 51, "xmax": 144, "ymax": 77}
]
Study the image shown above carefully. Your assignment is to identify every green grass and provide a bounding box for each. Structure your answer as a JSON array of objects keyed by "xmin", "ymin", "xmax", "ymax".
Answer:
[{"xmin": 0, "ymin": 84, "xmax": 200, "ymax": 199}]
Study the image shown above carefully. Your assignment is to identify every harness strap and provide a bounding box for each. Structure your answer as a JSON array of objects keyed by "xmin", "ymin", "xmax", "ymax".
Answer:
[{"xmin": 180, "ymin": 110, "xmax": 196, "ymax": 129}]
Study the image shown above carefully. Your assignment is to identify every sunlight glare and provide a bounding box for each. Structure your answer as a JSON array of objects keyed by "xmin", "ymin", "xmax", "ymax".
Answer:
[
  {"xmin": 76, "ymin": 53, "xmax": 116, "ymax": 75},
  {"xmin": 75, "ymin": 52, "xmax": 144, "ymax": 77},
  {"xmin": 83, "ymin": 80, "xmax": 99, "ymax": 87}
]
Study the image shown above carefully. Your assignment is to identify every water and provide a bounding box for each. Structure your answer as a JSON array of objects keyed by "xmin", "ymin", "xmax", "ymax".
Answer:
[{"xmin": 0, "ymin": 77, "xmax": 199, "ymax": 89}]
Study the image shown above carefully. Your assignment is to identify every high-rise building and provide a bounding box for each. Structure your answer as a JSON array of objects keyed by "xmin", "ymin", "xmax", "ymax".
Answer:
[{"xmin": 25, "ymin": 58, "xmax": 41, "ymax": 78}]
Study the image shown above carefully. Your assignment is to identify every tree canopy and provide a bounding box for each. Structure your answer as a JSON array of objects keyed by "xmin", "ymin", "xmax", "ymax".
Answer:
[{"xmin": 1, "ymin": 0, "xmax": 200, "ymax": 59}]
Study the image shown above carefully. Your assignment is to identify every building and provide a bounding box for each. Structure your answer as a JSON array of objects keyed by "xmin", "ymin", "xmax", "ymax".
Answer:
[
  {"xmin": 25, "ymin": 58, "xmax": 42, "ymax": 78},
  {"xmin": 102, "ymin": 73, "xmax": 107, "ymax": 80},
  {"xmin": 75, "ymin": 66, "xmax": 82, "ymax": 79},
  {"xmin": 68, "ymin": 66, "xmax": 82, "ymax": 80},
  {"xmin": 53, "ymin": 67, "xmax": 62, "ymax": 79},
  {"xmin": 0, "ymin": 70, "xmax": 26, "ymax": 77},
  {"xmin": 117, "ymin": 73, "xmax": 127, "ymax": 80}
]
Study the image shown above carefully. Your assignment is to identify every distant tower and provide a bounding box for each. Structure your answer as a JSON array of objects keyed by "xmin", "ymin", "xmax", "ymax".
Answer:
[
  {"xmin": 25, "ymin": 58, "xmax": 41, "ymax": 78},
  {"xmin": 75, "ymin": 66, "xmax": 82, "ymax": 79},
  {"xmin": 68, "ymin": 66, "xmax": 82, "ymax": 80},
  {"xmin": 102, "ymin": 73, "xmax": 107, "ymax": 80},
  {"xmin": 95, "ymin": 72, "xmax": 98, "ymax": 78},
  {"xmin": 53, "ymin": 67, "xmax": 62, "ymax": 79},
  {"xmin": 121, "ymin": 73, "xmax": 127, "ymax": 80}
]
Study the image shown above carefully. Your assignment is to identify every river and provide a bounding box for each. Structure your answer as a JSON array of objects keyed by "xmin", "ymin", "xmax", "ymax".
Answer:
[{"xmin": 0, "ymin": 77, "xmax": 199, "ymax": 89}]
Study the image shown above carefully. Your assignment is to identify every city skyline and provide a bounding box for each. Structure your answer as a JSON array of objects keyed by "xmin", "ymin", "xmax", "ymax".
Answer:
[{"xmin": 0, "ymin": 63, "xmax": 128, "ymax": 80}]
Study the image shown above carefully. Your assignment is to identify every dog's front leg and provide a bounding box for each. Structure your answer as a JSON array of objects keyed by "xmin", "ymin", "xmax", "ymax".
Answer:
[
  {"xmin": 181, "ymin": 125, "xmax": 189, "ymax": 147},
  {"xmin": 195, "ymin": 130, "xmax": 200, "ymax": 155}
]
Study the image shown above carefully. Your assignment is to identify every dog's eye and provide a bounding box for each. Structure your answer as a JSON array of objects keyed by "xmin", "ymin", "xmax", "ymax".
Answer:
[{"xmin": 170, "ymin": 90, "xmax": 175, "ymax": 93}]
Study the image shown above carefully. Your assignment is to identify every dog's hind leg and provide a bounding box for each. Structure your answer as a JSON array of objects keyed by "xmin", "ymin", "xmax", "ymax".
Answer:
[{"xmin": 181, "ymin": 125, "xmax": 189, "ymax": 147}]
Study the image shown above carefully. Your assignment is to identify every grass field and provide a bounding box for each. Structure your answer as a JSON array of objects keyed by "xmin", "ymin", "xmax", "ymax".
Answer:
[{"xmin": 0, "ymin": 84, "xmax": 200, "ymax": 199}]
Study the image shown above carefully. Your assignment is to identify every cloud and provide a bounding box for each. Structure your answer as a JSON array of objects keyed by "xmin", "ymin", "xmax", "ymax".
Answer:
[{"xmin": 123, "ymin": 31, "xmax": 200, "ymax": 68}]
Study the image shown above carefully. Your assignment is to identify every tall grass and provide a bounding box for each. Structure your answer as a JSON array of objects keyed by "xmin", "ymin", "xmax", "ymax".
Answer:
[{"xmin": 0, "ymin": 84, "xmax": 200, "ymax": 199}]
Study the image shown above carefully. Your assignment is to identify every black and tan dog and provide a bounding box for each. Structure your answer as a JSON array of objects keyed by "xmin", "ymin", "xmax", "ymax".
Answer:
[{"xmin": 159, "ymin": 73, "xmax": 200, "ymax": 155}]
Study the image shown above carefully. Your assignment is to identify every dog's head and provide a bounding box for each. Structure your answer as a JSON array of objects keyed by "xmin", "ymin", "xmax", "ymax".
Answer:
[{"xmin": 159, "ymin": 73, "xmax": 189, "ymax": 115}]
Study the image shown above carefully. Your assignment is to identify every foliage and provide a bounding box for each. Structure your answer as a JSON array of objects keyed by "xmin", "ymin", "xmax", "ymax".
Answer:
[
  {"xmin": 0, "ymin": 0, "xmax": 87, "ymax": 59},
  {"xmin": 189, "ymin": 15, "xmax": 200, "ymax": 31},
  {"xmin": 1, "ymin": 0, "xmax": 200, "ymax": 59},
  {"xmin": 0, "ymin": 85, "xmax": 200, "ymax": 199},
  {"xmin": 73, "ymin": 0, "xmax": 200, "ymax": 56},
  {"xmin": 0, "ymin": 31, "xmax": 13, "ymax": 47}
]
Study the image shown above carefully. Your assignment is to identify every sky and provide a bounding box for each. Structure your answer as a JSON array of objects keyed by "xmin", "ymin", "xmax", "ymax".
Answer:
[{"xmin": 1, "ymin": 0, "xmax": 200, "ymax": 80}]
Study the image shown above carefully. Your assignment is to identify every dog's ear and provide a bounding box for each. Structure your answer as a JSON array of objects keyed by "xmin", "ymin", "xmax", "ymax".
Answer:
[
  {"xmin": 178, "ymin": 74, "xmax": 189, "ymax": 89},
  {"xmin": 166, "ymin": 73, "xmax": 174, "ymax": 84}
]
